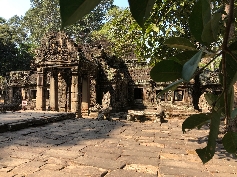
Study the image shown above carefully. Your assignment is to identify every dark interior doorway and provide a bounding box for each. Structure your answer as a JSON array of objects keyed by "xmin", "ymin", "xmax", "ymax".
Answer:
[{"xmin": 134, "ymin": 88, "xmax": 143, "ymax": 99}]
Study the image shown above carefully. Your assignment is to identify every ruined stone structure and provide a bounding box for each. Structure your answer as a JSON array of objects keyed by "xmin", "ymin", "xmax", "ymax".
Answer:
[
  {"xmin": 0, "ymin": 71, "xmax": 37, "ymax": 111},
  {"xmin": 33, "ymin": 32, "xmax": 99, "ymax": 117},
  {"xmin": 1, "ymin": 31, "xmax": 237, "ymax": 118}
]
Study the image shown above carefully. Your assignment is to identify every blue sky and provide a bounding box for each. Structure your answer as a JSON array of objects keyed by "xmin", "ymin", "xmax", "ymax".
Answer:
[{"xmin": 0, "ymin": 0, "xmax": 129, "ymax": 20}]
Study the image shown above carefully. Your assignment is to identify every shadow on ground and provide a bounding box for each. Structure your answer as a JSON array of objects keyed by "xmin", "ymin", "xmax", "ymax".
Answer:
[
  {"xmin": 0, "ymin": 117, "xmax": 127, "ymax": 149},
  {"xmin": 186, "ymin": 123, "xmax": 237, "ymax": 161}
]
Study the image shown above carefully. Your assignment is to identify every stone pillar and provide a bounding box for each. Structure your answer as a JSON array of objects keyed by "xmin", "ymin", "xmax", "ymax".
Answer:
[
  {"xmin": 8, "ymin": 87, "xmax": 13, "ymax": 104},
  {"xmin": 81, "ymin": 76, "xmax": 89, "ymax": 113},
  {"xmin": 89, "ymin": 77, "xmax": 97, "ymax": 107},
  {"xmin": 26, "ymin": 89, "xmax": 30, "ymax": 100},
  {"xmin": 71, "ymin": 69, "xmax": 78, "ymax": 112},
  {"xmin": 67, "ymin": 70, "xmax": 72, "ymax": 112},
  {"xmin": 50, "ymin": 69, "xmax": 58, "ymax": 111},
  {"xmin": 77, "ymin": 74, "xmax": 82, "ymax": 118},
  {"xmin": 21, "ymin": 88, "xmax": 25, "ymax": 100},
  {"xmin": 36, "ymin": 68, "xmax": 46, "ymax": 110}
]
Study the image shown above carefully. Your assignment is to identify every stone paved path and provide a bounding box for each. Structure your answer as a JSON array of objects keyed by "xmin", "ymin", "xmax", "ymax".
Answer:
[{"xmin": 0, "ymin": 112, "xmax": 237, "ymax": 176}]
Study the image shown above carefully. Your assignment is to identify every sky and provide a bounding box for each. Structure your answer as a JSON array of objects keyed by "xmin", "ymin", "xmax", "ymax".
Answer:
[{"xmin": 0, "ymin": 0, "xmax": 129, "ymax": 20}]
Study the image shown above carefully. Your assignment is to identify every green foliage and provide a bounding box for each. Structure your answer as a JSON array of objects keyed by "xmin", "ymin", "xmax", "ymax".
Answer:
[
  {"xmin": 231, "ymin": 108, "xmax": 237, "ymax": 119},
  {"xmin": 225, "ymin": 54, "xmax": 237, "ymax": 92},
  {"xmin": 189, "ymin": 0, "xmax": 211, "ymax": 44},
  {"xmin": 128, "ymin": 0, "xmax": 156, "ymax": 28},
  {"xmin": 92, "ymin": 7, "xmax": 142, "ymax": 58},
  {"xmin": 59, "ymin": 0, "xmax": 102, "ymax": 28},
  {"xmin": 23, "ymin": 0, "xmax": 113, "ymax": 47},
  {"xmin": 150, "ymin": 60, "xmax": 182, "ymax": 82},
  {"xmin": 182, "ymin": 51, "xmax": 203, "ymax": 82},
  {"xmin": 196, "ymin": 111, "xmax": 221, "ymax": 164},
  {"xmin": 0, "ymin": 16, "xmax": 33, "ymax": 76},
  {"xmin": 91, "ymin": 0, "xmax": 197, "ymax": 62},
  {"xmin": 182, "ymin": 113, "xmax": 212, "ymax": 133},
  {"xmin": 164, "ymin": 37, "xmax": 196, "ymax": 51},
  {"xmin": 156, "ymin": 79, "xmax": 184, "ymax": 97},
  {"xmin": 229, "ymin": 41, "xmax": 237, "ymax": 53},
  {"xmin": 174, "ymin": 51, "xmax": 198, "ymax": 65},
  {"xmin": 59, "ymin": 0, "xmax": 237, "ymax": 164},
  {"xmin": 201, "ymin": 12, "xmax": 222, "ymax": 43},
  {"xmin": 223, "ymin": 132, "xmax": 237, "ymax": 153}
]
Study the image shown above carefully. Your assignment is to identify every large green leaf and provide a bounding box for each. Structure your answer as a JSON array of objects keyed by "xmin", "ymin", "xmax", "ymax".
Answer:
[
  {"xmin": 59, "ymin": 0, "xmax": 102, "ymax": 28},
  {"xmin": 218, "ymin": 54, "xmax": 237, "ymax": 117},
  {"xmin": 202, "ymin": 13, "xmax": 222, "ymax": 44},
  {"xmin": 204, "ymin": 93, "xmax": 225, "ymax": 116},
  {"xmin": 225, "ymin": 54, "xmax": 237, "ymax": 92},
  {"xmin": 189, "ymin": 0, "xmax": 211, "ymax": 43},
  {"xmin": 156, "ymin": 79, "xmax": 184, "ymax": 97},
  {"xmin": 128, "ymin": 0, "xmax": 156, "ymax": 28},
  {"xmin": 196, "ymin": 110, "xmax": 221, "ymax": 164},
  {"xmin": 229, "ymin": 41, "xmax": 237, "ymax": 55},
  {"xmin": 204, "ymin": 93, "xmax": 218, "ymax": 107},
  {"xmin": 164, "ymin": 37, "xmax": 196, "ymax": 51},
  {"xmin": 231, "ymin": 108, "xmax": 237, "ymax": 119},
  {"xmin": 150, "ymin": 60, "xmax": 183, "ymax": 82},
  {"xmin": 167, "ymin": 56, "xmax": 179, "ymax": 63},
  {"xmin": 182, "ymin": 113, "xmax": 212, "ymax": 133},
  {"xmin": 222, "ymin": 132, "xmax": 237, "ymax": 153},
  {"xmin": 174, "ymin": 51, "xmax": 198, "ymax": 65},
  {"xmin": 182, "ymin": 50, "xmax": 203, "ymax": 81},
  {"xmin": 228, "ymin": 86, "xmax": 235, "ymax": 118}
]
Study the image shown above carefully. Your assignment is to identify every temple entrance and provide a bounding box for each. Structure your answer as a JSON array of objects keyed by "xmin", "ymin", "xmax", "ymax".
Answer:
[{"xmin": 134, "ymin": 88, "xmax": 143, "ymax": 99}]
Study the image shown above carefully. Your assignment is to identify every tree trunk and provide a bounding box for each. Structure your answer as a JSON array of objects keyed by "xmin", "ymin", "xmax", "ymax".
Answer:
[{"xmin": 192, "ymin": 73, "xmax": 202, "ymax": 111}]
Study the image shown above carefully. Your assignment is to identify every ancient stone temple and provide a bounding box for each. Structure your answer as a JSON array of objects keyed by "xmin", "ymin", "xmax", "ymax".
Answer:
[
  {"xmin": 31, "ymin": 31, "xmax": 223, "ymax": 116},
  {"xmin": 0, "ymin": 71, "xmax": 37, "ymax": 109},
  {"xmin": 2, "ymin": 31, "xmax": 237, "ymax": 118},
  {"xmin": 34, "ymin": 32, "xmax": 98, "ymax": 116}
]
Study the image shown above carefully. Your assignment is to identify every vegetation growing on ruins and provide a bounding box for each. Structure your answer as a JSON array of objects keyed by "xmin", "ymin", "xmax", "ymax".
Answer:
[{"xmin": 59, "ymin": 0, "xmax": 237, "ymax": 164}]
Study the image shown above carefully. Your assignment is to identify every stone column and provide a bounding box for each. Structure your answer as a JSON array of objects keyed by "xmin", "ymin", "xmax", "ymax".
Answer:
[
  {"xmin": 89, "ymin": 77, "xmax": 97, "ymax": 107},
  {"xmin": 21, "ymin": 88, "xmax": 25, "ymax": 100},
  {"xmin": 36, "ymin": 68, "xmax": 46, "ymax": 110},
  {"xmin": 26, "ymin": 89, "xmax": 30, "ymax": 100},
  {"xmin": 49, "ymin": 69, "xmax": 58, "ymax": 111},
  {"xmin": 81, "ymin": 75, "xmax": 89, "ymax": 114},
  {"xmin": 77, "ymin": 74, "xmax": 82, "ymax": 118},
  {"xmin": 8, "ymin": 87, "xmax": 13, "ymax": 104},
  {"xmin": 67, "ymin": 69, "xmax": 72, "ymax": 112},
  {"xmin": 71, "ymin": 68, "xmax": 78, "ymax": 112}
]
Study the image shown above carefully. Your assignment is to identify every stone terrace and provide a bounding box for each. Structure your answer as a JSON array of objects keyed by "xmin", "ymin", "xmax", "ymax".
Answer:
[{"xmin": 0, "ymin": 112, "xmax": 236, "ymax": 176}]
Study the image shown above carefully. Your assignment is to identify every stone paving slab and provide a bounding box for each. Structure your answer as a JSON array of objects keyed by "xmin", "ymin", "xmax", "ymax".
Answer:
[
  {"xmin": 0, "ymin": 111, "xmax": 75, "ymax": 132},
  {"xmin": 105, "ymin": 169, "xmax": 157, "ymax": 177},
  {"xmin": 0, "ymin": 112, "xmax": 237, "ymax": 176},
  {"xmin": 61, "ymin": 165, "xmax": 108, "ymax": 176}
]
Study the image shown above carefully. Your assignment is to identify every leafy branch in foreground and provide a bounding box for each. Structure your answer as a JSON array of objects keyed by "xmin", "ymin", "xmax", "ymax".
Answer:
[
  {"xmin": 59, "ymin": 0, "xmax": 237, "ymax": 164},
  {"xmin": 152, "ymin": 0, "xmax": 237, "ymax": 163}
]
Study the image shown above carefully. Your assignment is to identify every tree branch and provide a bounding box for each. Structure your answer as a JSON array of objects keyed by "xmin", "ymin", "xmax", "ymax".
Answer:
[{"xmin": 222, "ymin": 0, "xmax": 235, "ymax": 129}]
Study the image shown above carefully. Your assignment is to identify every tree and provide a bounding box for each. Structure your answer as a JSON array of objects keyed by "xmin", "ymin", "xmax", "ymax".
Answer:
[
  {"xmin": 92, "ymin": 1, "xmax": 198, "ymax": 64},
  {"xmin": 59, "ymin": 0, "xmax": 237, "ymax": 164},
  {"xmin": 92, "ymin": 7, "xmax": 142, "ymax": 59},
  {"xmin": 143, "ymin": 0, "xmax": 196, "ymax": 65},
  {"xmin": 0, "ymin": 16, "xmax": 33, "ymax": 76},
  {"xmin": 23, "ymin": 0, "xmax": 114, "ymax": 47}
]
